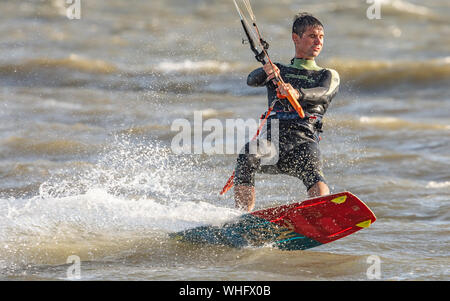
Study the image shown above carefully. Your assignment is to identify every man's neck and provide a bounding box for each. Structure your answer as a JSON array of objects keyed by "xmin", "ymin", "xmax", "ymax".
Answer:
[
  {"xmin": 294, "ymin": 49, "xmax": 315, "ymax": 60},
  {"xmin": 291, "ymin": 57, "xmax": 320, "ymax": 70}
]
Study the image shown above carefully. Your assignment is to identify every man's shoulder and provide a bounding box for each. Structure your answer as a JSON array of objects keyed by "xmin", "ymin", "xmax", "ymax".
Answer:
[
  {"xmin": 313, "ymin": 62, "xmax": 338, "ymax": 75},
  {"xmin": 320, "ymin": 67, "xmax": 340, "ymax": 87},
  {"xmin": 323, "ymin": 67, "xmax": 340, "ymax": 79}
]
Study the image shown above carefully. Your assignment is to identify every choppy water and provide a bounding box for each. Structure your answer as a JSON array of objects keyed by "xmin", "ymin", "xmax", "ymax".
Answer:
[{"xmin": 0, "ymin": 0, "xmax": 449, "ymax": 281}]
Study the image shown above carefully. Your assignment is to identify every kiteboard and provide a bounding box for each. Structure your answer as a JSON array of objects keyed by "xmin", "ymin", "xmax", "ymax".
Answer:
[{"xmin": 170, "ymin": 191, "xmax": 376, "ymax": 251}]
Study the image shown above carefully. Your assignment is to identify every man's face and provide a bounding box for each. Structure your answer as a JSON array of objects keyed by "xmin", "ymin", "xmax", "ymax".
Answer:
[{"xmin": 292, "ymin": 26, "xmax": 324, "ymax": 59}]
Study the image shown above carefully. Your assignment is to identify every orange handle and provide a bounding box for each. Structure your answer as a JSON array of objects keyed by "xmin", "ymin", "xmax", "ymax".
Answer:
[{"xmin": 276, "ymin": 82, "xmax": 305, "ymax": 118}]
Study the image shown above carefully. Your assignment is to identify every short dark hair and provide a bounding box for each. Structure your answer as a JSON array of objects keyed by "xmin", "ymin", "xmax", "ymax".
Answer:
[{"xmin": 292, "ymin": 13, "xmax": 323, "ymax": 37}]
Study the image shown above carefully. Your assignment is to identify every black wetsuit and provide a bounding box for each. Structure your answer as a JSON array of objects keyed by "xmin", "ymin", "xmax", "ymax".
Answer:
[{"xmin": 234, "ymin": 58, "xmax": 340, "ymax": 190}]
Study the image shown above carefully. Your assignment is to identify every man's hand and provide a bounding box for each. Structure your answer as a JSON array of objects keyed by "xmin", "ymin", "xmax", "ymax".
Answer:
[
  {"xmin": 263, "ymin": 62, "xmax": 280, "ymax": 81},
  {"xmin": 263, "ymin": 62, "xmax": 301, "ymax": 101},
  {"xmin": 276, "ymin": 82, "xmax": 301, "ymax": 101}
]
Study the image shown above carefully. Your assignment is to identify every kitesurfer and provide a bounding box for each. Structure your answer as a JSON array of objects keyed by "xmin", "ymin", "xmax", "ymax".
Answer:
[{"xmin": 234, "ymin": 13, "xmax": 340, "ymax": 212}]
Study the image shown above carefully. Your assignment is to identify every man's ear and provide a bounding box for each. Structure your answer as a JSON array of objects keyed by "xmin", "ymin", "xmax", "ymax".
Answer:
[{"xmin": 292, "ymin": 32, "xmax": 301, "ymax": 44}]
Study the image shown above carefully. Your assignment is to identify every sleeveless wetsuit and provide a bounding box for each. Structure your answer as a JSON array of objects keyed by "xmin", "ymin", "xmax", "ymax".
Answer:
[{"xmin": 234, "ymin": 58, "xmax": 340, "ymax": 190}]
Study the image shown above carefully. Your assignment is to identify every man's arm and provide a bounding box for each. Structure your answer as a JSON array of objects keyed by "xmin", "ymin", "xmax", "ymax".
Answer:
[
  {"xmin": 299, "ymin": 69, "xmax": 340, "ymax": 105},
  {"xmin": 247, "ymin": 67, "xmax": 267, "ymax": 87},
  {"xmin": 247, "ymin": 63, "xmax": 281, "ymax": 87}
]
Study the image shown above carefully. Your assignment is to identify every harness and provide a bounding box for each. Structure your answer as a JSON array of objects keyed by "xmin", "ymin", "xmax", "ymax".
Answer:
[{"xmin": 260, "ymin": 110, "xmax": 323, "ymax": 143}]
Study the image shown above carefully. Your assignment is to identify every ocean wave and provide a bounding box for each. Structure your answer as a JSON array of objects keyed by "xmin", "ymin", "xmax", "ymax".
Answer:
[
  {"xmin": 379, "ymin": 0, "xmax": 444, "ymax": 21},
  {"xmin": 358, "ymin": 116, "xmax": 450, "ymax": 131},
  {"xmin": 1, "ymin": 136, "xmax": 97, "ymax": 157},
  {"xmin": 426, "ymin": 181, "xmax": 450, "ymax": 189},
  {"xmin": 0, "ymin": 55, "xmax": 239, "ymax": 92},
  {"xmin": 2, "ymin": 54, "xmax": 449, "ymax": 92},
  {"xmin": 326, "ymin": 57, "xmax": 450, "ymax": 89},
  {"xmin": 0, "ymin": 54, "xmax": 117, "ymax": 75},
  {"xmin": 154, "ymin": 59, "xmax": 234, "ymax": 74},
  {"xmin": 0, "ymin": 188, "xmax": 240, "ymax": 268},
  {"xmin": 0, "ymin": 135, "xmax": 241, "ymax": 268},
  {"xmin": 0, "ymin": 56, "xmax": 237, "ymax": 77},
  {"xmin": 326, "ymin": 115, "xmax": 450, "ymax": 132}
]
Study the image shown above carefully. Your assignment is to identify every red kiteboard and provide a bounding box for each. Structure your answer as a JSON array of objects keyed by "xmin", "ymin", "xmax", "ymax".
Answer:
[
  {"xmin": 251, "ymin": 191, "xmax": 377, "ymax": 246},
  {"xmin": 171, "ymin": 192, "xmax": 376, "ymax": 250}
]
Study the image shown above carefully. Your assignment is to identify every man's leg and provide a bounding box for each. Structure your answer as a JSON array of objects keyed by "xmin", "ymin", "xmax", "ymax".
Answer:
[
  {"xmin": 234, "ymin": 142, "xmax": 261, "ymax": 212},
  {"xmin": 280, "ymin": 140, "xmax": 329, "ymax": 198},
  {"xmin": 307, "ymin": 181, "xmax": 329, "ymax": 198},
  {"xmin": 234, "ymin": 133, "xmax": 278, "ymax": 212},
  {"xmin": 234, "ymin": 185, "xmax": 255, "ymax": 212}
]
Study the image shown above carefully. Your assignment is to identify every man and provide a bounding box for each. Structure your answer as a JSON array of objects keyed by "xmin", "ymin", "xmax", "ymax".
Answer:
[{"xmin": 234, "ymin": 12, "xmax": 340, "ymax": 212}]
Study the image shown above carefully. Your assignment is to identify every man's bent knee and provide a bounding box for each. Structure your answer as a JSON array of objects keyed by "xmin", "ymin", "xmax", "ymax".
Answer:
[
  {"xmin": 234, "ymin": 185, "xmax": 255, "ymax": 212},
  {"xmin": 307, "ymin": 181, "xmax": 330, "ymax": 198}
]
